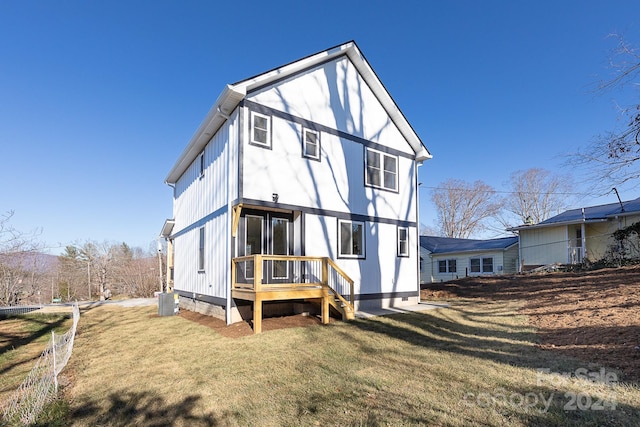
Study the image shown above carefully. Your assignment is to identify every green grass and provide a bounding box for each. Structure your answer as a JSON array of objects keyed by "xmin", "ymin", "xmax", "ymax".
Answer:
[{"xmin": 44, "ymin": 300, "xmax": 639, "ymax": 426}]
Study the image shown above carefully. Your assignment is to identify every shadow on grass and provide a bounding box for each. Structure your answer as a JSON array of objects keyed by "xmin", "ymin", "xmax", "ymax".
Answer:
[
  {"xmin": 61, "ymin": 391, "xmax": 222, "ymax": 426},
  {"xmin": 0, "ymin": 314, "xmax": 68, "ymax": 377},
  {"xmin": 341, "ymin": 303, "xmax": 639, "ymax": 425}
]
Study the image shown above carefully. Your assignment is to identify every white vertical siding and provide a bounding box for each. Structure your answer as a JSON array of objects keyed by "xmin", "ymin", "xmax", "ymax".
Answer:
[
  {"xmin": 247, "ymin": 56, "xmax": 412, "ymax": 153},
  {"xmin": 172, "ymin": 112, "xmax": 238, "ymax": 298},
  {"xmin": 241, "ymin": 113, "xmax": 417, "ymax": 223},
  {"xmin": 304, "ymin": 213, "xmax": 418, "ymax": 296}
]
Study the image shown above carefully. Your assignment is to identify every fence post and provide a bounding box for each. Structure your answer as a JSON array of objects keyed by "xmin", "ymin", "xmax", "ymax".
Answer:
[{"xmin": 51, "ymin": 331, "xmax": 58, "ymax": 393}]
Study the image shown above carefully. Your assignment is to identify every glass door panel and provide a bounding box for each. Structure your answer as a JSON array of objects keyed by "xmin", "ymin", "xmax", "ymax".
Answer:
[
  {"xmin": 244, "ymin": 215, "xmax": 263, "ymax": 279},
  {"xmin": 271, "ymin": 217, "xmax": 289, "ymax": 279}
]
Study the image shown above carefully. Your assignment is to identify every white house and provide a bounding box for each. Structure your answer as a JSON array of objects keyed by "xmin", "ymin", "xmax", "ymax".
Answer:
[
  {"xmin": 420, "ymin": 236, "xmax": 519, "ymax": 283},
  {"xmin": 509, "ymin": 197, "xmax": 640, "ymax": 270},
  {"xmin": 160, "ymin": 41, "xmax": 431, "ymax": 332}
]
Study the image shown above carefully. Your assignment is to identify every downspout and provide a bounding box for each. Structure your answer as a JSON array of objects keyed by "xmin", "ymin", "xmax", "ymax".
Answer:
[
  {"xmin": 581, "ymin": 208, "xmax": 586, "ymax": 263},
  {"xmin": 415, "ymin": 167, "xmax": 422, "ymax": 297},
  {"xmin": 225, "ymin": 109, "xmax": 234, "ymax": 326}
]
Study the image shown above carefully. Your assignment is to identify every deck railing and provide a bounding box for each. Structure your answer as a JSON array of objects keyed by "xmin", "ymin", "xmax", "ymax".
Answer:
[
  {"xmin": 231, "ymin": 255, "xmax": 354, "ymax": 309},
  {"xmin": 568, "ymin": 246, "xmax": 584, "ymax": 264}
]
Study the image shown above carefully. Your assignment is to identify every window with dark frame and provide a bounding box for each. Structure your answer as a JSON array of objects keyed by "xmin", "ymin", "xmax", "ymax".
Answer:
[
  {"xmin": 470, "ymin": 257, "xmax": 493, "ymax": 273},
  {"xmin": 250, "ymin": 111, "xmax": 271, "ymax": 147},
  {"xmin": 365, "ymin": 147, "xmax": 398, "ymax": 191},
  {"xmin": 339, "ymin": 219, "xmax": 365, "ymax": 258},
  {"xmin": 397, "ymin": 226, "xmax": 409, "ymax": 256},
  {"xmin": 439, "ymin": 259, "xmax": 456, "ymax": 273},
  {"xmin": 303, "ymin": 127, "xmax": 320, "ymax": 160},
  {"xmin": 198, "ymin": 226, "xmax": 205, "ymax": 271},
  {"xmin": 198, "ymin": 152, "xmax": 205, "ymax": 177}
]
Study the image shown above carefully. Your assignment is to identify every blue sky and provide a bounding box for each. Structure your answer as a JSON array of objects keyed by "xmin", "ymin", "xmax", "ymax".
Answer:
[{"xmin": 1, "ymin": 1, "xmax": 639, "ymax": 253}]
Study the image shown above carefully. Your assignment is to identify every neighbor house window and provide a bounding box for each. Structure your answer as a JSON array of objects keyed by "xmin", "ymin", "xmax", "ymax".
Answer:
[
  {"xmin": 198, "ymin": 226, "xmax": 205, "ymax": 271},
  {"xmin": 302, "ymin": 127, "xmax": 320, "ymax": 160},
  {"xmin": 438, "ymin": 259, "xmax": 456, "ymax": 273},
  {"xmin": 397, "ymin": 226, "xmax": 409, "ymax": 257},
  {"xmin": 250, "ymin": 111, "xmax": 271, "ymax": 147},
  {"xmin": 470, "ymin": 257, "xmax": 493, "ymax": 273},
  {"xmin": 339, "ymin": 220, "xmax": 365, "ymax": 258},
  {"xmin": 365, "ymin": 148, "xmax": 398, "ymax": 191}
]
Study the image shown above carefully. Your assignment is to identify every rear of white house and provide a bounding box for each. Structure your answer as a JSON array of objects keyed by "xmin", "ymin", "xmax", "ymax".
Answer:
[{"xmin": 161, "ymin": 41, "xmax": 431, "ymax": 324}]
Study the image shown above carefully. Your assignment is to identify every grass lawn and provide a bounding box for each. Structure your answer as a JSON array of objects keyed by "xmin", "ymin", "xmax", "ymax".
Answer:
[
  {"xmin": 23, "ymin": 300, "xmax": 635, "ymax": 426},
  {"xmin": 0, "ymin": 312, "xmax": 73, "ymax": 408}
]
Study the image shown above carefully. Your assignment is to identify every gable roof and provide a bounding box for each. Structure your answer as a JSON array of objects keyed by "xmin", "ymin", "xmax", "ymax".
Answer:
[
  {"xmin": 165, "ymin": 41, "xmax": 431, "ymax": 184},
  {"xmin": 509, "ymin": 197, "xmax": 640, "ymax": 231},
  {"xmin": 420, "ymin": 235, "xmax": 519, "ymax": 255}
]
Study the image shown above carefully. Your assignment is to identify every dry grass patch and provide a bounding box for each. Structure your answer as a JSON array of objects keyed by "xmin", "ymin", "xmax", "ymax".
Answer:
[{"xmin": 48, "ymin": 301, "xmax": 640, "ymax": 426}]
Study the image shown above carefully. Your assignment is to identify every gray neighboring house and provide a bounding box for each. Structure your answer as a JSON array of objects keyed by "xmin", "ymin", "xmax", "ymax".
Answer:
[{"xmin": 420, "ymin": 236, "xmax": 519, "ymax": 283}]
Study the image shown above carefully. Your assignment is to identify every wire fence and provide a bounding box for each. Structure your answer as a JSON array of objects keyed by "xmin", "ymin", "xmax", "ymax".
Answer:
[{"xmin": 1, "ymin": 303, "xmax": 80, "ymax": 426}]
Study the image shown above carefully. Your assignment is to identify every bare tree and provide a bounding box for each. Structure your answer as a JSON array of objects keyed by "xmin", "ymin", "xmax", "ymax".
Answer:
[
  {"xmin": 503, "ymin": 168, "xmax": 573, "ymax": 225},
  {"xmin": 570, "ymin": 35, "xmax": 640, "ymax": 192},
  {"xmin": 0, "ymin": 211, "xmax": 44, "ymax": 305},
  {"xmin": 58, "ymin": 245, "xmax": 89, "ymax": 301},
  {"xmin": 431, "ymin": 179, "xmax": 503, "ymax": 239}
]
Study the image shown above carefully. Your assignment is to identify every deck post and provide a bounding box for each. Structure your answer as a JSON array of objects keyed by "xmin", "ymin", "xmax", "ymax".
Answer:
[
  {"xmin": 321, "ymin": 287, "xmax": 329, "ymax": 324},
  {"xmin": 254, "ymin": 255, "xmax": 262, "ymax": 293},
  {"xmin": 254, "ymin": 296, "xmax": 262, "ymax": 334}
]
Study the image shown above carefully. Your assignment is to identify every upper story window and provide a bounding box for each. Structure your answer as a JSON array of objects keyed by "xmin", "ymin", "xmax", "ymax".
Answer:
[
  {"xmin": 397, "ymin": 226, "xmax": 409, "ymax": 257},
  {"xmin": 365, "ymin": 147, "xmax": 398, "ymax": 191},
  {"xmin": 250, "ymin": 111, "xmax": 271, "ymax": 148},
  {"xmin": 302, "ymin": 127, "xmax": 320, "ymax": 160},
  {"xmin": 338, "ymin": 219, "xmax": 365, "ymax": 258},
  {"xmin": 198, "ymin": 152, "xmax": 205, "ymax": 177}
]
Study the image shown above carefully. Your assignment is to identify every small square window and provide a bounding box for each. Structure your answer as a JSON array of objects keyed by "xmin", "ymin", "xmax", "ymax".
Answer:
[
  {"xmin": 339, "ymin": 220, "xmax": 365, "ymax": 258},
  {"xmin": 302, "ymin": 127, "xmax": 320, "ymax": 160},
  {"xmin": 397, "ymin": 226, "xmax": 409, "ymax": 257},
  {"xmin": 470, "ymin": 258, "xmax": 481, "ymax": 273},
  {"xmin": 250, "ymin": 111, "xmax": 271, "ymax": 148}
]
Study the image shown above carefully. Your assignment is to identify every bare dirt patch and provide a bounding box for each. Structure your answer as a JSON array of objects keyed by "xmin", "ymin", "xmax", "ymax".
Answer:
[
  {"xmin": 177, "ymin": 310, "xmax": 326, "ymax": 338},
  {"xmin": 421, "ymin": 265, "xmax": 640, "ymax": 383}
]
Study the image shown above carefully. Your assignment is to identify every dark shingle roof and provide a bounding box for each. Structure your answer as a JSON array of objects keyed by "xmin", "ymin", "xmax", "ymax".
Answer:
[
  {"xmin": 516, "ymin": 197, "xmax": 640, "ymax": 229},
  {"xmin": 419, "ymin": 236, "xmax": 518, "ymax": 254}
]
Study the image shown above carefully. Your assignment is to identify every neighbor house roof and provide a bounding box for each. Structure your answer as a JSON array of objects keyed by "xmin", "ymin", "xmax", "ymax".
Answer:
[
  {"xmin": 508, "ymin": 197, "xmax": 640, "ymax": 231},
  {"xmin": 165, "ymin": 40, "xmax": 431, "ymax": 184},
  {"xmin": 419, "ymin": 236, "xmax": 519, "ymax": 255}
]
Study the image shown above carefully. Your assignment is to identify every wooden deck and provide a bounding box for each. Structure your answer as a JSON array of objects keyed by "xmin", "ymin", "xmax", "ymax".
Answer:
[{"xmin": 231, "ymin": 255, "xmax": 355, "ymax": 334}]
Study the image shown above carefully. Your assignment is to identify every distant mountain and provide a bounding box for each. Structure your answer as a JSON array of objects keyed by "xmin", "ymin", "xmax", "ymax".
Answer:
[{"xmin": 0, "ymin": 251, "xmax": 59, "ymax": 273}]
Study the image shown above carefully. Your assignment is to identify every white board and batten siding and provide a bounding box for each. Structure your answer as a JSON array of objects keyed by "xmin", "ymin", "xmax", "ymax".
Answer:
[
  {"xmin": 241, "ymin": 56, "xmax": 421, "ymax": 304},
  {"xmin": 172, "ymin": 112, "xmax": 239, "ymax": 301}
]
